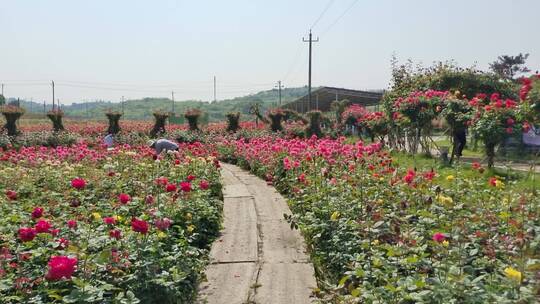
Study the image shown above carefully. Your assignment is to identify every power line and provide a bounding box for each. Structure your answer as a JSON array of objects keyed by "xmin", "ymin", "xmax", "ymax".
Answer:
[
  {"xmin": 311, "ymin": 0, "xmax": 336, "ymax": 29},
  {"xmin": 320, "ymin": 0, "xmax": 360, "ymax": 36}
]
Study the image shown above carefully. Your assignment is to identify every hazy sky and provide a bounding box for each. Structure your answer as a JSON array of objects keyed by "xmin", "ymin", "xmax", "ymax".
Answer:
[{"xmin": 1, "ymin": 0, "xmax": 539, "ymax": 104}]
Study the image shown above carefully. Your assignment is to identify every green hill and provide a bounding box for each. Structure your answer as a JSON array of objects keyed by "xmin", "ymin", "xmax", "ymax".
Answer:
[{"xmin": 14, "ymin": 87, "xmax": 310, "ymax": 122}]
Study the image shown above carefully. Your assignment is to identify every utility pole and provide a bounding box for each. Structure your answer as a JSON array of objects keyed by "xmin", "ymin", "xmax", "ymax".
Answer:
[
  {"xmin": 1, "ymin": 83, "xmax": 4, "ymax": 96},
  {"xmin": 43, "ymin": 100, "xmax": 46, "ymax": 114},
  {"xmin": 303, "ymin": 29, "xmax": 318, "ymax": 113},
  {"xmin": 275, "ymin": 81, "xmax": 284, "ymax": 106},
  {"xmin": 51, "ymin": 81, "xmax": 55, "ymax": 110},
  {"xmin": 213, "ymin": 76, "xmax": 216, "ymax": 103},
  {"xmin": 121, "ymin": 96, "xmax": 125, "ymax": 114},
  {"xmin": 86, "ymin": 100, "xmax": 89, "ymax": 118},
  {"xmin": 171, "ymin": 91, "xmax": 175, "ymax": 115}
]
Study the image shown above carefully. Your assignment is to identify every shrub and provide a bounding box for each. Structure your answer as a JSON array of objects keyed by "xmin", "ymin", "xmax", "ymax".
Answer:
[
  {"xmin": 305, "ymin": 110, "xmax": 323, "ymax": 138},
  {"xmin": 47, "ymin": 109, "xmax": 65, "ymax": 132},
  {"xmin": 105, "ymin": 111, "xmax": 122, "ymax": 135},
  {"xmin": 470, "ymin": 93, "xmax": 522, "ymax": 167},
  {"xmin": 267, "ymin": 109, "xmax": 286, "ymax": 132},
  {"xmin": 150, "ymin": 111, "xmax": 169, "ymax": 137},
  {"xmin": 226, "ymin": 112, "xmax": 241, "ymax": 133},
  {"xmin": 1, "ymin": 105, "xmax": 25, "ymax": 136},
  {"xmin": 184, "ymin": 109, "xmax": 202, "ymax": 131}
]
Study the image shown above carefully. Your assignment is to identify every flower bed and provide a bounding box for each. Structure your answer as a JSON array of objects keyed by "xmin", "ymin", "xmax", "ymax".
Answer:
[
  {"xmin": 217, "ymin": 136, "xmax": 540, "ymax": 302},
  {"xmin": 0, "ymin": 146, "xmax": 222, "ymax": 303}
]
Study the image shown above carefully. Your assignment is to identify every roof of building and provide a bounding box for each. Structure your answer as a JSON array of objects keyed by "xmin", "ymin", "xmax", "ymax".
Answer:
[{"xmin": 281, "ymin": 86, "xmax": 384, "ymax": 113}]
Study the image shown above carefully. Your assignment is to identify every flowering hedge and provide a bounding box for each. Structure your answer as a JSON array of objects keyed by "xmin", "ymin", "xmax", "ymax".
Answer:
[
  {"xmin": 0, "ymin": 146, "xmax": 222, "ymax": 303},
  {"xmin": 217, "ymin": 136, "xmax": 540, "ymax": 302}
]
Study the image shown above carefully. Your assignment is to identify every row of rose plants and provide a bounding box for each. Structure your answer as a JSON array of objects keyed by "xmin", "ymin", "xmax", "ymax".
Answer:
[
  {"xmin": 343, "ymin": 75, "xmax": 540, "ymax": 166},
  {"xmin": 0, "ymin": 144, "xmax": 222, "ymax": 303},
  {"xmin": 216, "ymin": 135, "xmax": 540, "ymax": 302}
]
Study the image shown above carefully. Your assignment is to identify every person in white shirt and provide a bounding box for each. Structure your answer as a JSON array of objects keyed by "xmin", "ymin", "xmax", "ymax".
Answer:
[{"xmin": 104, "ymin": 134, "xmax": 114, "ymax": 148}]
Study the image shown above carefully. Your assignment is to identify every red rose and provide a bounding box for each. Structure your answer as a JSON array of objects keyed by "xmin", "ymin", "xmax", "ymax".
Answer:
[
  {"xmin": 131, "ymin": 218, "xmax": 149, "ymax": 234},
  {"xmin": 34, "ymin": 220, "xmax": 52, "ymax": 233},
  {"xmin": 472, "ymin": 162, "xmax": 481, "ymax": 170},
  {"xmin": 180, "ymin": 181, "xmax": 192, "ymax": 192},
  {"xmin": 18, "ymin": 227, "xmax": 36, "ymax": 242},
  {"xmin": 103, "ymin": 217, "xmax": 116, "ymax": 225},
  {"xmin": 403, "ymin": 169, "xmax": 415, "ymax": 184},
  {"xmin": 155, "ymin": 218, "xmax": 172, "ymax": 231},
  {"xmin": 5, "ymin": 190, "xmax": 17, "ymax": 200},
  {"xmin": 155, "ymin": 177, "xmax": 168, "ymax": 186},
  {"xmin": 187, "ymin": 175, "xmax": 196, "ymax": 181},
  {"xmin": 67, "ymin": 220, "xmax": 77, "ymax": 229},
  {"xmin": 107, "ymin": 171, "xmax": 115, "ymax": 177},
  {"xmin": 165, "ymin": 183, "xmax": 177, "ymax": 192},
  {"xmin": 109, "ymin": 229, "xmax": 122, "ymax": 240},
  {"xmin": 45, "ymin": 256, "xmax": 77, "ymax": 281},
  {"xmin": 174, "ymin": 159, "xmax": 180, "ymax": 165},
  {"xmin": 505, "ymin": 127, "xmax": 513, "ymax": 134},
  {"xmin": 145, "ymin": 195, "xmax": 154, "ymax": 204},
  {"xmin": 488, "ymin": 177, "xmax": 498, "ymax": 187},
  {"xmin": 118, "ymin": 193, "xmax": 131, "ymax": 204},
  {"xmin": 199, "ymin": 180, "xmax": 210, "ymax": 190},
  {"xmin": 31, "ymin": 207, "xmax": 44, "ymax": 219},
  {"xmin": 71, "ymin": 178, "xmax": 86, "ymax": 190},
  {"xmin": 432, "ymin": 232, "xmax": 446, "ymax": 242},
  {"xmin": 506, "ymin": 118, "xmax": 515, "ymax": 126}
]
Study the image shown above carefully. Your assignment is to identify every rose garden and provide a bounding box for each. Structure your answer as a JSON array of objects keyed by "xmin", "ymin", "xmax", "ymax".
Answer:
[{"xmin": 0, "ymin": 75, "xmax": 539, "ymax": 303}]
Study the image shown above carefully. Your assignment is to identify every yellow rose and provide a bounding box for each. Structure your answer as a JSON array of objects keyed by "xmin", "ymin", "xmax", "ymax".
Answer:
[
  {"xmin": 187, "ymin": 225, "xmax": 195, "ymax": 233},
  {"xmin": 446, "ymin": 175, "xmax": 455, "ymax": 182},
  {"xmin": 157, "ymin": 231, "xmax": 167, "ymax": 239},
  {"xmin": 330, "ymin": 211, "xmax": 340, "ymax": 221},
  {"xmin": 504, "ymin": 267, "xmax": 522, "ymax": 282},
  {"xmin": 92, "ymin": 212, "xmax": 101, "ymax": 221},
  {"xmin": 442, "ymin": 240, "xmax": 449, "ymax": 247}
]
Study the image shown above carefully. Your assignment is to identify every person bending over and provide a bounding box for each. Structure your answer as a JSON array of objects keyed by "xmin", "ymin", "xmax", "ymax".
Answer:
[{"xmin": 148, "ymin": 139, "xmax": 179, "ymax": 155}]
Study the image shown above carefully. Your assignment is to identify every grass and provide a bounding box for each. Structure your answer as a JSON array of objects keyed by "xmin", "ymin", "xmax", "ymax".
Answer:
[{"xmin": 391, "ymin": 151, "xmax": 540, "ymax": 192}]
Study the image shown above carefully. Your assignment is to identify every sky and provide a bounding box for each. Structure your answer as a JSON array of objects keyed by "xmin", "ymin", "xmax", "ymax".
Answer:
[{"xmin": 1, "ymin": 0, "xmax": 539, "ymax": 104}]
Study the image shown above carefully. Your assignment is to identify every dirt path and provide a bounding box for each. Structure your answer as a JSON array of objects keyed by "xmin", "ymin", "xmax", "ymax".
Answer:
[{"xmin": 197, "ymin": 164, "xmax": 317, "ymax": 304}]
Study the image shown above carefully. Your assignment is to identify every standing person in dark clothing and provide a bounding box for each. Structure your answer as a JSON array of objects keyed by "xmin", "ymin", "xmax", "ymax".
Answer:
[{"xmin": 452, "ymin": 129, "xmax": 467, "ymax": 159}]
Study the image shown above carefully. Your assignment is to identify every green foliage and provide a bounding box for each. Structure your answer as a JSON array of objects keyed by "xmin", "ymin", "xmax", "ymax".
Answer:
[{"xmin": 489, "ymin": 53, "xmax": 530, "ymax": 80}]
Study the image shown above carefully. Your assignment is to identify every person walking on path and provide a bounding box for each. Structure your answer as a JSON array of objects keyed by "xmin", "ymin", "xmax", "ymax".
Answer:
[{"xmin": 148, "ymin": 139, "xmax": 179, "ymax": 155}]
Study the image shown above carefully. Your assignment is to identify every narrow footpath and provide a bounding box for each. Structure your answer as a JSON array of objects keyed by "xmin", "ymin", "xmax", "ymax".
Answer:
[{"xmin": 197, "ymin": 164, "xmax": 317, "ymax": 304}]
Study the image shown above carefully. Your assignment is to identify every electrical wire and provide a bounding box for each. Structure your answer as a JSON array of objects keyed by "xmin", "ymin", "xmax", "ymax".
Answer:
[
  {"xmin": 311, "ymin": 0, "xmax": 336, "ymax": 30},
  {"xmin": 320, "ymin": 0, "xmax": 360, "ymax": 36}
]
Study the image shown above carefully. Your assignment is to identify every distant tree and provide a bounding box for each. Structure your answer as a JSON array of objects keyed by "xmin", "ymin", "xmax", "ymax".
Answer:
[{"xmin": 489, "ymin": 53, "xmax": 530, "ymax": 80}]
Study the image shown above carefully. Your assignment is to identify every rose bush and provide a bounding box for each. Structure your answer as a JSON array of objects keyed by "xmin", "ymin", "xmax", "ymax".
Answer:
[
  {"xmin": 0, "ymin": 145, "xmax": 222, "ymax": 303},
  {"xmin": 217, "ymin": 135, "xmax": 540, "ymax": 303}
]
